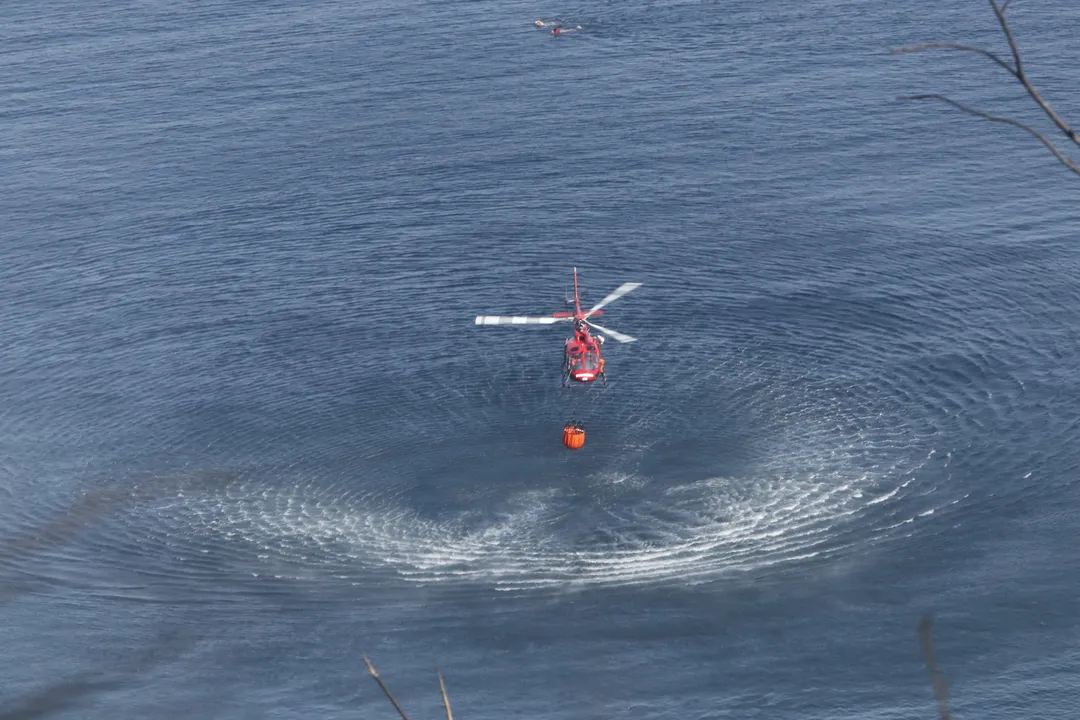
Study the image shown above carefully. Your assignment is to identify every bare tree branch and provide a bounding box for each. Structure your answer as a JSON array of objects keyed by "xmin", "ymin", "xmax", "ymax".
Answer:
[
  {"xmin": 0, "ymin": 486, "xmax": 134, "ymax": 604},
  {"xmin": 364, "ymin": 656, "xmax": 410, "ymax": 720},
  {"xmin": 990, "ymin": 0, "xmax": 1025, "ymax": 77},
  {"xmin": 0, "ymin": 629, "xmax": 193, "ymax": 720},
  {"xmin": 891, "ymin": 42, "xmax": 1016, "ymax": 76},
  {"xmin": 918, "ymin": 615, "xmax": 952, "ymax": 720},
  {"xmin": 892, "ymin": 0, "xmax": 1080, "ymax": 175},
  {"xmin": 434, "ymin": 661, "xmax": 454, "ymax": 720},
  {"xmin": 0, "ymin": 676, "xmax": 122, "ymax": 720},
  {"xmin": 899, "ymin": 94, "xmax": 1080, "ymax": 176},
  {"xmin": 988, "ymin": 0, "xmax": 1078, "ymax": 145},
  {"xmin": 0, "ymin": 488, "xmax": 126, "ymax": 567}
]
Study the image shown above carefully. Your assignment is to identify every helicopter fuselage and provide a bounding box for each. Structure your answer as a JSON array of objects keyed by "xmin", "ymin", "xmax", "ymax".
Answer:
[
  {"xmin": 564, "ymin": 326, "xmax": 605, "ymax": 383},
  {"xmin": 473, "ymin": 267, "xmax": 637, "ymax": 387}
]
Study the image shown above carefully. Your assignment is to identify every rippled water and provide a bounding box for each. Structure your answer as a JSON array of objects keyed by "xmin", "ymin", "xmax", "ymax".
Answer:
[{"xmin": 2, "ymin": 0, "xmax": 1080, "ymax": 718}]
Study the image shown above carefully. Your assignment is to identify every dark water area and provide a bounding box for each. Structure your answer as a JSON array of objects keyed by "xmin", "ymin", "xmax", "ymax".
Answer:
[{"xmin": 2, "ymin": 0, "xmax": 1079, "ymax": 717}]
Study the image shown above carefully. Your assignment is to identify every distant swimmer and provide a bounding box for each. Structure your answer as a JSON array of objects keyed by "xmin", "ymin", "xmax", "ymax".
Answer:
[
  {"xmin": 535, "ymin": 19, "xmax": 556, "ymax": 27},
  {"xmin": 551, "ymin": 25, "xmax": 583, "ymax": 35}
]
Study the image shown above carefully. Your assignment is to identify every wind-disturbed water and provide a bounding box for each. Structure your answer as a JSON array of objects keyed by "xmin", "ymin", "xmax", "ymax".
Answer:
[{"xmin": 2, "ymin": 0, "xmax": 1080, "ymax": 717}]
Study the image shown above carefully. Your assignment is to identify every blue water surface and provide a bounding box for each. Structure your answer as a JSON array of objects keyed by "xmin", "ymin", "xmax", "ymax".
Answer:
[{"xmin": 2, "ymin": 0, "xmax": 1079, "ymax": 717}]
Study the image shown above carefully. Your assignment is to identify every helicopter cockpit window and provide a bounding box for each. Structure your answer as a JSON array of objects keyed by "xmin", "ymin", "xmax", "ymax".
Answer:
[{"xmin": 583, "ymin": 351, "xmax": 599, "ymax": 370}]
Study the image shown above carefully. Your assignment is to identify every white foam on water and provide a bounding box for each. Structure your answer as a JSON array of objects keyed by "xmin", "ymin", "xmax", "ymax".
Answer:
[
  {"xmin": 161, "ymin": 425, "xmax": 949, "ymax": 592},
  {"xmin": 131, "ymin": 328, "xmax": 980, "ymax": 592}
]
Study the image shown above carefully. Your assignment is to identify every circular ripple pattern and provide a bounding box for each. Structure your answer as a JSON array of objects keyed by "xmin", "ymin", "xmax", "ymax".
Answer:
[
  {"xmin": 110, "ymin": 291, "xmax": 994, "ymax": 592},
  {"xmin": 5, "ymin": 236, "xmax": 1079, "ymax": 601}
]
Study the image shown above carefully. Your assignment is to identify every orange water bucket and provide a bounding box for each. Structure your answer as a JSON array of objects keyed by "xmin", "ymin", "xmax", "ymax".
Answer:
[{"xmin": 562, "ymin": 424, "xmax": 585, "ymax": 450}]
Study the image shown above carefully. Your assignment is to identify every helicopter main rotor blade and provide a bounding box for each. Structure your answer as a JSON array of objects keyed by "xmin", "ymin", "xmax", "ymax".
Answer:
[
  {"xmin": 585, "ymin": 320, "xmax": 637, "ymax": 343},
  {"xmin": 584, "ymin": 282, "xmax": 642, "ymax": 319},
  {"xmin": 475, "ymin": 316, "xmax": 570, "ymax": 325}
]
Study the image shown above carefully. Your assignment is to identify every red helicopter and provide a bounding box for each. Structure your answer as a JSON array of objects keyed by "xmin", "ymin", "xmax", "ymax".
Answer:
[{"xmin": 474, "ymin": 268, "xmax": 641, "ymax": 386}]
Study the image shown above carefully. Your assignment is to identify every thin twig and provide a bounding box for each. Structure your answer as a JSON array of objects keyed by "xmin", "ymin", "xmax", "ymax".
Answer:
[
  {"xmin": 990, "ymin": 0, "xmax": 1024, "ymax": 77},
  {"xmin": 893, "ymin": 1, "xmax": 1080, "ymax": 146},
  {"xmin": 899, "ymin": 94, "xmax": 1080, "ymax": 176},
  {"xmin": 0, "ymin": 487, "xmax": 132, "ymax": 604},
  {"xmin": 434, "ymin": 661, "xmax": 454, "ymax": 720},
  {"xmin": 364, "ymin": 656, "xmax": 410, "ymax": 720},
  {"xmin": 0, "ymin": 488, "xmax": 124, "ymax": 564},
  {"xmin": 0, "ymin": 675, "xmax": 123, "ymax": 720},
  {"xmin": 892, "ymin": 0, "xmax": 1080, "ymax": 176},
  {"xmin": 918, "ymin": 615, "xmax": 952, "ymax": 720},
  {"xmin": 988, "ymin": 0, "xmax": 1079, "ymax": 145},
  {"xmin": 0, "ymin": 628, "xmax": 192, "ymax": 720},
  {"xmin": 890, "ymin": 42, "xmax": 1016, "ymax": 76}
]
